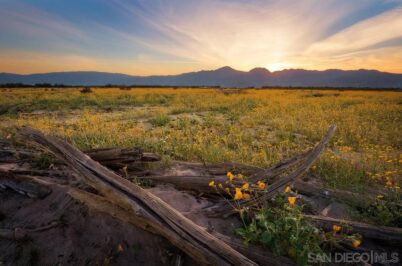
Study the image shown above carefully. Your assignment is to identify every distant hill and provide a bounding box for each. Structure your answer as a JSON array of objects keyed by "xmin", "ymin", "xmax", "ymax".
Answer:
[{"xmin": 1, "ymin": 67, "xmax": 402, "ymax": 88}]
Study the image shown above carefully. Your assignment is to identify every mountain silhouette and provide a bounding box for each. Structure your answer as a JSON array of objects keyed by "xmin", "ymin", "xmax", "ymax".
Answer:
[{"xmin": 1, "ymin": 67, "xmax": 401, "ymax": 88}]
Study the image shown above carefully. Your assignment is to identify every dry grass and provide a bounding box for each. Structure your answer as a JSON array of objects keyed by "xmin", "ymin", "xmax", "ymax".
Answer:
[{"xmin": 0, "ymin": 88, "xmax": 401, "ymax": 193}]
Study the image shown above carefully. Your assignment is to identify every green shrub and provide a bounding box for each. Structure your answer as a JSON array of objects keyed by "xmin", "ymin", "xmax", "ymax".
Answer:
[
  {"xmin": 149, "ymin": 114, "xmax": 170, "ymax": 127},
  {"xmin": 235, "ymin": 193, "xmax": 360, "ymax": 265},
  {"xmin": 356, "ymin": 190, "xmax": 402, "ymax": 227},
  {"xmin": 32, "ymin": 153, "xmax": 55, "ymax": 169},
  {"xmin": 80, "ymin": 87, "xmax": 93, "ymax": 93}
]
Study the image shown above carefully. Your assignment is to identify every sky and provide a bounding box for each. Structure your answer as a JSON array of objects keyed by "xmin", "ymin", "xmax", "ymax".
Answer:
[{"xmin": 0, "ymin": 0, "xmax": 402, "ymax": 75}]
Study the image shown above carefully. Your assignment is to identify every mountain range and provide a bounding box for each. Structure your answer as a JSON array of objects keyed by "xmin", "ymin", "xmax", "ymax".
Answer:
[{"xmin": 1, "ymin": 67, "xmax": 402, "ymax": 88}]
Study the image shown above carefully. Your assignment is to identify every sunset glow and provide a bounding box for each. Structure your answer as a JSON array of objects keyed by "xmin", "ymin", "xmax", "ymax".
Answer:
[{"xmin": 0, "ymin": 0, "xmax": 401, "ymax": 75}]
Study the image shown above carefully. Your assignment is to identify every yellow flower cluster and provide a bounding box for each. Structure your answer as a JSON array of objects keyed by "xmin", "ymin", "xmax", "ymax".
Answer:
[
  {"xmin": 233, "ymin": 181, "xmax": 251, "ymax": 201},
  {"xmin": 227, "ymin": 171, "xmax": 235, "ymax": 181},
  {"xmin": 3, "ymin": 88, "xmax": 400, "ymax": 203},
  {"xmin": 257, "ymin": 180, "xmax": 266, "ymax": 190},
  {"xmin": 287, "ymin": 196, "xmax": 296, "ymax": 206},
  {"xmin": 332, "ymin": 224, "xmax": 342, "ymax": 232},
  {"xmin": 234, "ymin": 188, "xmax": 245, "ymax": 200},
  {"xmin": 352, "ymin": 239, "xmax": 361, "ymax": 248},
  {"xmin": 209, "ymin": 172, "xmax": 268, "ymax": 201}
]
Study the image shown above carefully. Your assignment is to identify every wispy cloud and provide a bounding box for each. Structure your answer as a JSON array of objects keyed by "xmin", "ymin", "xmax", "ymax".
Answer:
[
  {"xmin": 0, "ymin": 3, "xmax": 89, "ymax": 53},
  {"xmin": 308, "ymin": 7, "xmax": 402, "ymax": 55},
  {"xmin": 0, "ymin": 0, "xmax": 401, "ymax": 74}
]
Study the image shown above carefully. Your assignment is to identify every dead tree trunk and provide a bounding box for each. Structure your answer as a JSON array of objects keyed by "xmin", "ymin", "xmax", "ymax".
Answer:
[
  {"xmin": 304, "ymin": 215, "xmax": 402, "ymax": 245},
  {"xmin": 17, "ymin": 127, "xmax": 257, "ymax": 266},
  {"xmin": 69, "ymin": 187, "xmax": 294, "ymax": 266}
]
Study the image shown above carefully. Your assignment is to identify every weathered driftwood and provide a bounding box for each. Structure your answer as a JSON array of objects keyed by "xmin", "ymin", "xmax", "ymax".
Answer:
[
  {"xmin": 0, "ymin": 146, "xmax": 160, "ymax": 174},
  {"xmin": 0, "ymin": 149, "xmax": 35, "ymax": 163},
  {"xmin": 5, "ymin": 168, "xmax": 72, "ymax": 179},
  {"xmin": 5, "ymin": 169, "xmax": 402, "ymax": 252},
  {"xmin": 304, "ymin": 215, "xmax": 402, "ymax": 244},
  {"xmin": 247, "ymin": 151, "xmax": 310, "ymax": 183},
  {"xmin": 174, "ymin": 161, "xmax": 264, "ymax": 176},
  {"xmin": 206, "ymin": 125, "xmax": 337, "ymax": 217},
  {"xmin": 68, "ymin": 187, "xmax": 294, "ymax": 266},
  {"xmin": 293, "ymin": 179, "xmax": 376, "ymax": 203},
  {"xmin": 136, "ymin": 175, "xmax": 369, "ymax": 205},
  {"xmin": 85, "ymin": 147, "xmax": 160, "ymax": 169},
  {"xmin": 2, "ymin": 125, "xmax": 401, "ymax": 264},
  {"xmin": 17, "ymin": 127, "xmax": 257, "ymax": 266},
  {"xmin": 135, "ymin": 177, "xmax": 402, "ymax": 244},
  {"xmin": 0, "ymin": 172, "xmax": 52, "ymax": 198},
  {"xmin": 139, "ymin": 175, "xmax": 225, "ymax": 194}
]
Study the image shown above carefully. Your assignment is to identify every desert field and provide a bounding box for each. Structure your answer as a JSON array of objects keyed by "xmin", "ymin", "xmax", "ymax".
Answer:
[
  {"xmin": 1, "ymin": 87, "xmax": 402, "ymax": 265},
  {"xmin": 2, "ymin": 1, "xmax": 402, "ymax": 264},
  {"xmin": 1, "ymin": 87, "xmax": 401, "ymax": 194}
]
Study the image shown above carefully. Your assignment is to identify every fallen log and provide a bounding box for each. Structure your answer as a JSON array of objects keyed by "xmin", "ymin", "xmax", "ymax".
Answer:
[
  {"xmin": 139, "ymin": 175, "xmax": 224, "ymax": 194},
  {"xmin": 5, "ymin": 168, "xmax": 72, "ymax": 179},
  {"xmin": 304, "ymin": 214, "xmax": 402, "ymax": 245},
  {"xmin": 85, "ymin": 147, "xmax": 161, "ymax": 169},
  {"xmin": 248, "ymin": 151, "xmax": 310, "ymax": 183},
  {"xmin": 68, "ymin": 187, "xmax": 294, "ymax": 266},
  {"xmin": 17, "ymin": 127, "xmax": 257, "ymax": 266},
  {"xmin": 0, "ymin": 172, "xmax": 52, "ymax": 198},
  {"xmin": 293, "ymin": 179, "xmax": 375, "ymax": 203},
  {"xmin": 0, "ymin": 146, "xmax": 36, "ymax": 163},
  {"xmin": 136, "ymin": 175, "xmax": 369, "ymax": 205},
  {"xmin": 174, "ymin": 161, "xmax": 264, "ymax": 176}
]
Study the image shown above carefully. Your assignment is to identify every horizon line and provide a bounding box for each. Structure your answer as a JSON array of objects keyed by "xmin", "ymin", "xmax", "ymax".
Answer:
[{"xmin": 2, "ymin": 66, "xmax": 402, "ymax": 76}]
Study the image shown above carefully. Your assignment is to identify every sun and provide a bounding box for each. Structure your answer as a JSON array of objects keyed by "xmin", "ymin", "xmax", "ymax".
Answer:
[{"xmin": 265, "ymin": 63, "xmax": 288, "ymax": 72}]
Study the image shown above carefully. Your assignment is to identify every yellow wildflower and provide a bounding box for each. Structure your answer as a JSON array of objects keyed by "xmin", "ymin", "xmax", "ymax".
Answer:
[
  {"xmin": 332, "ymin": 225, "xmax": 342, "ymax": 232},
  {"xmin": 352, "ymin": 239, "xmax": 361, "ymax": 248},
  {"xmin": 227, "ymin": 172, "xmax": 234, "ymax": 181},
  {"xmin": 237, "ymin": 174, "xmax": 244, "ymax": 180},
  {"xmin": 257, "ymin": 180, "xmax": 266, "ymax": 190},
  {"xmin": 224, "ymin": 187, "xmax": 230, "ymax": 194},
  {"xmin": 208, "ymin": 180, "xmax": 215, "ymax": 187},
  {"xmin": 241, "ymin": 183, "xmax": 249, "ymax": 190},
  {"xmin": 376, "ymin": 195, "xmax": 384, "ymax": 199},
  {"xmin": 218, "ymin": 183, "xmax": 223, "ymax": 189},
  {"xmin": 284, "ymin": 186, "xmax": 291, "ymax": 193},
  {"xmin": 288, "ymin": 196, "xmax": 296, "ymax": 206},
  {"xmin": 234, "ymin": 188, "xmax": 243, "ymax": 200}
]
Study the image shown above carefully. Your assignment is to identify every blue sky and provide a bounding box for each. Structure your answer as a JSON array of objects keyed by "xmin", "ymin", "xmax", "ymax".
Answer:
[{"xmin": 0, "ymin": 0, "xmax": 401, "ymax": 74}]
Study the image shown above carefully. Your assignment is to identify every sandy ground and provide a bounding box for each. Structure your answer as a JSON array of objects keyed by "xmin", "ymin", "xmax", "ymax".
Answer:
[
  {"xmin": 1, "ymin": 153, "xmax": 401, "ymax": 265},
  {"xmin": 0, "ymin": 173, "xmax": 241, "ymax": 266}
]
